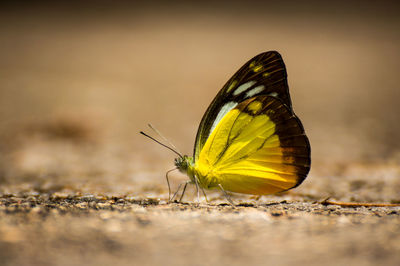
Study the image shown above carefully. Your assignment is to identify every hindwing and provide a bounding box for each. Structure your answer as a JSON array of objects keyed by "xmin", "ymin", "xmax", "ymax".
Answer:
[{"xmin": 195, "ymin": 96, "xmax": 310, "ymax": 195}]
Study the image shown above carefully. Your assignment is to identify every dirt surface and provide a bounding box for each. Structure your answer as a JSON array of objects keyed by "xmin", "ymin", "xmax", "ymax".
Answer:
[
  {"xmin": 1, "ymin": 193, "xmax": 400, "ymax": 266},
  {"xmin": 1, "ymin": 2, "xmax": 400, "ymax": 266}
]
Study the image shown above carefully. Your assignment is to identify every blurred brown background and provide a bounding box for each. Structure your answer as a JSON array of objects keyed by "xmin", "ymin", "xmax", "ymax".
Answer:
[
  {"xmin": 1, "ymin": 2, "xmax": 400, "ymax": 266},
  {"xmin": 0, "ymin": 0, "xmax": 399, "ymax": 192},
  {"xmin": 0, "ymin": 0, "xmax": 399, "ymax": 197}
]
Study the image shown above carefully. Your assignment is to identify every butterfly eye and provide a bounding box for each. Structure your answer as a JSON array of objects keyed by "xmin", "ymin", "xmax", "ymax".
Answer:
[{"xmin": 174, "ymin": 157, "xmax": 185, "ymax": 170}]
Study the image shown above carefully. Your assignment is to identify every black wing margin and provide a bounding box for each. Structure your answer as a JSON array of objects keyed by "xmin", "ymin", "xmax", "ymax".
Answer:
[{"xmin": 193, "ymin": 51, "xmax": 293, "ymax": 160}]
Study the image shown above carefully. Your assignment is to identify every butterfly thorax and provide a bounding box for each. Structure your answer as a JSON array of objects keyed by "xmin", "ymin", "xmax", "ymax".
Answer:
[
  {"xmin": 175, "ymin": 155, "xmax": 218, "ymax": 190},
  {"xmin": 174, "ymin": 155, "xmax": 196, "ymax": 183}
]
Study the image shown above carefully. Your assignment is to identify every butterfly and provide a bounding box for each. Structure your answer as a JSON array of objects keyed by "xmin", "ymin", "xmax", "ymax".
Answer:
[{"xmin": 142, "ymin": 51, "xmax": 310, "ymax": 203}]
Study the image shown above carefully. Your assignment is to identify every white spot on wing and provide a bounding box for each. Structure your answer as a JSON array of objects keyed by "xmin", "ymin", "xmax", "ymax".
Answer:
[
  {"xmin": 268, "ymin": 92, "xmax": 278, "ymax": 97},
  {"xmin": 233, "ymin": 81, "xmax": 256, "ymax": 96},
  {"xmin": 245, "ymin": 85, "xmax": 265, "ymax": 98},
  {"xmin": 210, "ymin": 101, "xmax": 238, "ymax": 135}
]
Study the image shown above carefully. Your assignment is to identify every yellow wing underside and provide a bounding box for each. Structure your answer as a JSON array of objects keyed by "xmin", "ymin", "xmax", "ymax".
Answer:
[{"xmin": 193, "ymin": 96, "xmax": 309, "ymax": 195}]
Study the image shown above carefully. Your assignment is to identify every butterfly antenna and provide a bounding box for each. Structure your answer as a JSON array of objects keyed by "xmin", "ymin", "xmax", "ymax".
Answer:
[
  {"xmin": 140, "ymin": 131, "xmax": 183, "ymax": 158},
  {"xmin": 147, "ymin": 124, "xmax": 182, "ymax": 155}
]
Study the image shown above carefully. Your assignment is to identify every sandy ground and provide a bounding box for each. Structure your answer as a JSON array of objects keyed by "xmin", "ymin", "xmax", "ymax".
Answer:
[
  {"xmin": 1, "ymin": 2, "xmax": 400, "ymax": 266},
  {"xmin": 1, "ymin": 193, "xmax": 400, "ymax": 266}
]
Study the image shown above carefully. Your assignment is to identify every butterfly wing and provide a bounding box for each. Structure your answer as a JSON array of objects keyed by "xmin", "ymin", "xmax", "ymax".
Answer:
[
  {"xmin": 194, "ymin": 95, "xmax": 310, "ymax": 195},
  {"xmin": 194, "ymin": 51, "xmax": 292, "ymax": 161}
]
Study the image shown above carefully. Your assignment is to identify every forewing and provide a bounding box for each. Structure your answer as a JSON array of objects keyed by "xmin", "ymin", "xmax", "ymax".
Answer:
[
  {"xmin": 194, "ymin": 51, "xmax": 292, "ymax": 160},
  {"xmin": 195, "ymin": 96, "xmax": 310, "ymax": 195}
]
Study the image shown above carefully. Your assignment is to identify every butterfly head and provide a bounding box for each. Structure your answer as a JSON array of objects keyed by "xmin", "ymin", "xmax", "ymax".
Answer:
[
  {"xmin": 174, "ymin": 155, "xmax": 193, "ymax": 173},
  {"xmin": 174, "ymin": 155, "xmax": 197, "ymax": 184}
]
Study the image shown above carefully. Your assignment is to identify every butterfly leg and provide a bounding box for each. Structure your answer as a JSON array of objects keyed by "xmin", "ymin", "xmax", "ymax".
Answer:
[
  {"xmin": 194, "ymin": 175, "xmax": 201, "ymax": 203},
  {"xmin": 200, "ymin": 186, "xmax": 208, "ymax": 203},
  {"xmin": 218, "ymin": 184, "xmax": 235, "ymax": 207},
  {"xmin": 165, "ymin": 168, "xmax": 178, "ymax": 202},
  {"xmin": 178, "ymin": 180, "xmax": 191, "ymax": 202},
  {"xmin": 250, "ymin": 195, "xmax": 262, "ymax": 201},
  {"xmin": 178, "ymin": 177, "xmax": 208, "ymax": 203},
  {"xmin": 170, "ymin": 181, "xmax": 184, "ymax": 202}
]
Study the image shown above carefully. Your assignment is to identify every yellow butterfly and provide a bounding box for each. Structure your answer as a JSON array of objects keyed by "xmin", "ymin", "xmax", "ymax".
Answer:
[{"xmin": 142, "ymin": 51, "xmax": 310, "ymax": 203}]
